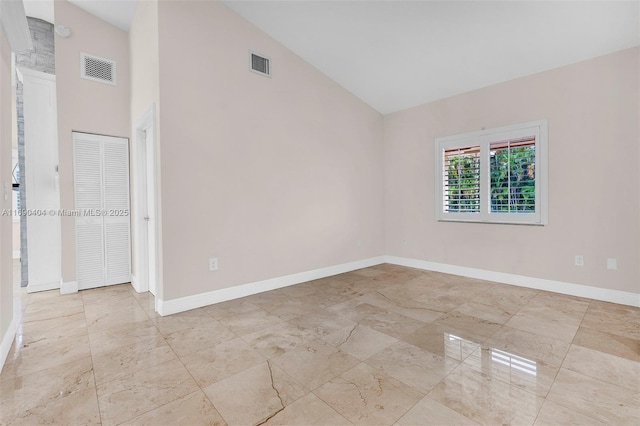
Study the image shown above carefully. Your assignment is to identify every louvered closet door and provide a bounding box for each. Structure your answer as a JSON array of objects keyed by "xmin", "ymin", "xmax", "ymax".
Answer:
[
  {"xmin": 103, "ymin": 139, "xmax": 131, "ymax": 285},
  {"xmin": 74, "ymin": 135, "xmax": 105, "ymax": 289},
  {"xmin": 73, "ymin": 132, "xmax": 130, "ymax": 290}
]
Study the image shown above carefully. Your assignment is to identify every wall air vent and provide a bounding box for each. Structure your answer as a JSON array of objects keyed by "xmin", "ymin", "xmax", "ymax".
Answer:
[
  {"xmin": 80, "ymin": 52, "xmax": 116, "ymax": 85},
  {"xmin": 250, "ymin": 52, "xmax": 270, "ymax": 77}
]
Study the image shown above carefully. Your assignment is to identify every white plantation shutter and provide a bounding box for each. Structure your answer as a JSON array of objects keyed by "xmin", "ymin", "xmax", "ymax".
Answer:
[
  {"xmin": 73, "ymin": 132, "xmax": 130, "ymax": 290},
  {"xmin": 442, "ymin": 145, "xmax": 481, "ymax": 213},
  {"xmin": 489, "ymin": 136, "xmax": 536, "ymax": 213}
]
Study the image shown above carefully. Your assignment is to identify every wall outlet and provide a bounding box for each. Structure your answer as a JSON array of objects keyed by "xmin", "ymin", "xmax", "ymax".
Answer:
[
  {"xmin": 574, "ymin": 255, "xmax": 584, "ymax": 267},
  {"xmin": 209, "ymin": 257, "xmax": 218, "ymax": 271},
  {"xmin": 607, "ymin": 258, "xmax": 617, "ymax": 270},
  {"xmin": 356, "ymin": 240, "xmax": 362, "ymax": 247}
]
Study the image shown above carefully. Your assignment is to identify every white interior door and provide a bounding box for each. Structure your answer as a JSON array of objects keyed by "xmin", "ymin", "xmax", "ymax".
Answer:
[
  {"xmin": 74, "ymin": 132, "xmax": 130, "ymax": 290},
  {"xmin": 20, "ymin": 68, "xmax": 61, "ymax": 293}
]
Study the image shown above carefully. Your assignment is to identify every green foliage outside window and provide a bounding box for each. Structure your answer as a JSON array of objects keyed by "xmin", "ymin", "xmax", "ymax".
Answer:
[
  {"xmin": 446, "ymin": 145, "xmax": 536, "ymax": 213},
  {"xmin": 490, "ymin": 145, "xmax": 535, "ymax": 213},
  {"xmin": 446, "ymin": 154, "xmax": 480, "ymax": 212}
]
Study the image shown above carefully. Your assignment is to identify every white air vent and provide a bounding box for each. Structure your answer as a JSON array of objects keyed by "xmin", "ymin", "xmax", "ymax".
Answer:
[
  {"xmin": 80, "ymin": 52, "xmax": 116, "ymax": 85},
  {"xmin": 250, "ymin": 51, "xmax": 270, "ymax": 77}
]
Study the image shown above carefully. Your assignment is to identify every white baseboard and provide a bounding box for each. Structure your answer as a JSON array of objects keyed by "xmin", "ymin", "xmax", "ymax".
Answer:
[
  {"xmin": 385, "ymin": 256, "xmax": 640, "ymax": 308},
  {"xmin": 130, "ymin": 274, "xmax": 148, "ymax": 294},
  {"xmin": 26, "ymin": 280, "xmax": 60, "ymax": 294},
  {"xmin": 0, "ymin": 318, "xmax": 17, "ymax": 372},
  {"xmin": 157, "ymin": 256, "xmax": 386, "ymax": 316},
  {"xmin": 155, "ymin": 254, "xmax": 639, "ymax": 316},
  {"xmin": 12, "ymin": 250, "xmax": 19, "ymax": 259},
  {"xmin": 60, "ymin": 280, "xmax": 78, "ymax": 295}
]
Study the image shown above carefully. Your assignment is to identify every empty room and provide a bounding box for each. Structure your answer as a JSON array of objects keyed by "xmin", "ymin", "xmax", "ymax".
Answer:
[{"xmin": 0, "ymin": 0, "xmax": 638, "ymax": 425}]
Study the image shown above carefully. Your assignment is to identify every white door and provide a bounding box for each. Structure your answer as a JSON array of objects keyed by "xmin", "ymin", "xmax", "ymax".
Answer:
[
  {"xmin": 20, "ymin": 68, "xmax": 61, "ymax": 293},
  {"xmin": 73, "ymin": 132, "xmax": 131, "ymax": 290}
]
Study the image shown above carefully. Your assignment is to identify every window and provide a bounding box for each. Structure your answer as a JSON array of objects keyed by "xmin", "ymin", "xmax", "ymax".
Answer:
[{"xmin": 436, "ymin": 120, "xmax": 547, "ymax": 225}]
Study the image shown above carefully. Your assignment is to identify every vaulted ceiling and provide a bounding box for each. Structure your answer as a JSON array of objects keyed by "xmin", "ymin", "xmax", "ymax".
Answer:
[
  {"xmin": 22, "ymin": 0, "xmax": 640, "ymax": 114},
  {"xmin": 224, "ymin": 1, "xmax": 640, "ymax": 113}
]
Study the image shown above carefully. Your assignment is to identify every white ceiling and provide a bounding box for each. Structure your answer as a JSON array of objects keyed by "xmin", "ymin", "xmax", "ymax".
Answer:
[
  {"xmin": 22, "ymin": 0, "xmax": 54, "ymax": 24},
  {"xmin": 23, "ymin": 0, "xmax": 135, "ymax": 31},
  {"xmin": 224, "ymin": 1, "xmax": 640, "ymax": 114},
  {"xmin": 21, "ymin": 1, "xmax": 640, "ymax": 114},
  {"xmin": 66, "ymin": 0, "xmax": 136, "ymax": 31}
]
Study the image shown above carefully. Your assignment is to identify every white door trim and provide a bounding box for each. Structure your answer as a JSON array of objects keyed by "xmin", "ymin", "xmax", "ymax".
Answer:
[{"xmin": 132, "ymin": 104, "xmax": 162, "ymax": 303}]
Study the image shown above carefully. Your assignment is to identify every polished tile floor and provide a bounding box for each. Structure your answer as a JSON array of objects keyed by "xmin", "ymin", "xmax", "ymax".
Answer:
[{"xmin": 1, "ymin": 263, "xmax": 639, "ymax": 425}]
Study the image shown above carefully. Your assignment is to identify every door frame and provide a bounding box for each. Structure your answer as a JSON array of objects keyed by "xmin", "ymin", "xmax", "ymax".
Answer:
[{"xmin": 132, "ymin": 104, "xmax": 161, "ymax": 301}]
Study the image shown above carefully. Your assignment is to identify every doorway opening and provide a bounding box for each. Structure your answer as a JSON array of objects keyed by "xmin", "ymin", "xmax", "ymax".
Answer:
[{"xmin": 133, "ymin": 105, "xmax": 160, "ymax": 303}]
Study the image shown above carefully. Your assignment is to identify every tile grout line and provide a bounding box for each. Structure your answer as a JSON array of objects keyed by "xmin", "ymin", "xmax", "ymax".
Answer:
[
  {"xmin": 530, "ymin": 298, "xmax": 595, "ymax": 426},
  {"xmin": 158, "ymin": 306, "xmax": 240, "ymax": 426},
  {"xmin": 4, "ymin": 270, "xmax": 637, "ymax": 425},
  {"xmin": 106, "ymin": 285, "xmax": 210, "ymax": 425},
  {"xmin": 80, "ymin": 296, "xmax": 104, "ymax": 426}
]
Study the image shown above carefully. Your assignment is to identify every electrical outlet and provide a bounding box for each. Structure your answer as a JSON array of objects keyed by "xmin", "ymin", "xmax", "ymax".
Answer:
[
  {"xmin": 209, "ymin": 257, "xmax": 218, "ymax": 271},
  {"xmin": 402, "ymin": 239, "xmax": 408, "ymax": 246},
  {"xmin": 607, "ymin": 258, "xmax": 617, "ymax": 270},
  {"xmin": 574, "ymin": 255, "xmax": 584, "ymax": 267},
  {"xmin": 356, "ymin": 240, "xmax": 362, "ymax": 247}
]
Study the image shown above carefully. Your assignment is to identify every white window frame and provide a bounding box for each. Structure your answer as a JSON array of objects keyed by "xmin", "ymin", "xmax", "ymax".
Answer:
[{"xmin": 435, "ymin": 120, "xmax": 548, "ymax": 225}]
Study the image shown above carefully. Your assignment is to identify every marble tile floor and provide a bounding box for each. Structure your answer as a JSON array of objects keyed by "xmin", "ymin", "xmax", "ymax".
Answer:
[{"xmin": 1, "ymin": 263, "xmax": 638, "ymax": 425}]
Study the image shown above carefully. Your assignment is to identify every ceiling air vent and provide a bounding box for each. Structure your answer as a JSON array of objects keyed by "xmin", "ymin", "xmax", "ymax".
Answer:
[
  {"xmin": 250, "ymin": 52, "xmax": 270, "ymax": 77},
  {"xmin": 80, "ymin": 52, "xmax": 116, "ymax": 85}
]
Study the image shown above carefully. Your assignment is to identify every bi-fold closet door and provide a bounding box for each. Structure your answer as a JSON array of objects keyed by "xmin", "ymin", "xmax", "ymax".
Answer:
[{"xmin": 73, "ymin": 132, "xmax": 131, "ymax": 290}]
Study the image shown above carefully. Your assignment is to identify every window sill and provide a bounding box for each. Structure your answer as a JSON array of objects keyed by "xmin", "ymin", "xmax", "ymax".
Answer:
[{"xmin": 437, "ymin": 218, "xmax": 546, "ymax": 226}]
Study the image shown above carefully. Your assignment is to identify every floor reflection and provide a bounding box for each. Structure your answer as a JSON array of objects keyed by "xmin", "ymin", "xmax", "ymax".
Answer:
[
  {"xmin": 443, "ymin": 332, "xmax": 477, "ymax": 361},
  {"xmin": 491, "ymin": 348, "xmax": 537, "ymax": 376}
]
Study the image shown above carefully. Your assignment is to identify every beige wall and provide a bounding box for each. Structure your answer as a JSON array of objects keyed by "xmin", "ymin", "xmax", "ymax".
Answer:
[
  {"xmin": 129, "ymin": 0, "xmax": 158, "ymax": 121},
  {"xmin": 384, "ymin": 47, "xmax": 640, "ymax": 295},
  {"xmin": 157, "ymin": 1, "xmax": 385, "ymax": 300},
  {"xmin": 0, "ymin": 27, "xmax": 14, "ymax": 352},
  {"xmin": 129, "ymin": 0, "xmax": 160, "ymax": 290},
  {"xmin": 55, "ymin": 0, "xmax": 130, "ymax": 283}
]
